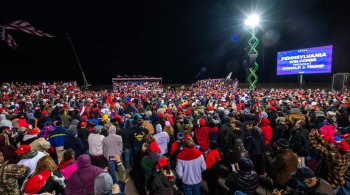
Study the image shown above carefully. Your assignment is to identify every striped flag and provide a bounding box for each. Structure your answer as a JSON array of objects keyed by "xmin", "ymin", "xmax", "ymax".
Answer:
[{"xmin": 1, "ymin": 20, "xmax": 54, "ymax": 48}]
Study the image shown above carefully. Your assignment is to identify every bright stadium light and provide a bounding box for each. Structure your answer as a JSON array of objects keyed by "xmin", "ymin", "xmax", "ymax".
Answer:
[
  {"xmin": 244, "ymin": 13, "xmax": 261, "ymax": 90},
  {"xmin": 244, "ymin": 14, "xmax": 260, "ymax": 28}
]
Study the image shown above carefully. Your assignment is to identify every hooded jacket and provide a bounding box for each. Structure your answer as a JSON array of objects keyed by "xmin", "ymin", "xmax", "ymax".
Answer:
[
  {"xmin": 205, "ymin": 149, "xmax": 221, "ymax": 170},
  {"xmin": 102, "ymin": 125, "xmax": 123, "ymax": 159},
  {"xmin": 58, "ymin": 159, "xmax": 78, "ymax": 180},
  {"xmin": 225, "ymin": 170, "xmax": 259, "ymax": 195},
  {"xmin": 64, "ymin": 131, "xmax": 85, "ymax": 158},
  {"xmin": 152, "ymin": 170, "xmax": 176, "ymax": 195},
  {"xmin": 153, "ymin": 124, "xmax": 170, "ymax": 155},
  {"xmin": 194, "ymin": 120, "xmax": 210, "ymax": 152},
  {"xmin": 65, "ymin": 154, "xmax": 104, "ymax": 194},
  {"xmin": 176, "ymin": 147, "xmax": 206, "ymax": 185},
  {"xmin": 319, "ymin": 124, "xmax": 336, "ymax": 138},
  {"xmin": 49, "ymin": 126, "xmax": 67, "ymax": 148},
  {"xmin": 260, "ymin": 118, "xmax": 273, "ymax": 145}
]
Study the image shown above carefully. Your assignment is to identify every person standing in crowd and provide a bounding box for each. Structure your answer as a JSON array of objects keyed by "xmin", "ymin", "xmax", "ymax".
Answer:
[
  {"xmin": 22, "ymin": 128, "xmax": 51, "ymax": 153},
  {"xmin": 88, "ymin": 125, "xmax": 107, "ymax": 168},
  {"xmin": 309, "ymin": 128, "xmax": 350, "ymax": 193},
  {"xmin": 203, "ymin": 141, "xmax": 221, "ymax": 195},
  {"xmin": 194, "ymin": 118, "xmax": 210, "ymax": 152},
  {"xmin": 58, "ymin": 149, "xmax": 78, "ymax": 180},
  {"xmin": 153, "ymin": 124, "xmax": 170, "ymax": 155},
  {"xmin": 65, "ymin": 154, "xmax": 104, "ymax": 194},
  {"xmin": 64, "ymin": 129, "xmax": 85, "ymax": 158},
  {"xmin": 266, "ymin": 138, "xmax": 298, "ymax": 189},
  {"xmin": 16, "ymin": 144, "xmax": 46, "ymax": 178},
  {"xmin": 176, "ymin": 136, "xmax": 206, "ymax": 195},
  {"xmin": 152, "ymin": 157, "xmax": 176, "ymax": 195},
  {"xmin": 49, "ymin": 119, "xmax": 67, "ymax": 164},
  {"xmin": 290, "ymin": 120, "xmax": 310, "ymax": 166},
  {"xmin": 259, "ymin": 117, "xmax": 273, "ymax": 148},
  {"xmin": 0, "ymin": 133, "xmax": 17, "ymax": 164},
  {"xmin": 120, "ymin": 120, "xmax": 134, "ymax": 169},
  {"xmin": 78, "ymin": 121, "xmax": 90, "ymax": 153},
  {"xmin": 225, "ymin": 157, "xmax": 259, "ymax": 195},
  {"xmin": 0, "ymin": 151, "xmax": 28, "ymax": 195},
  {"xmin": 103, "ymin": 125, "xmax": 123, "ymax": 184}
]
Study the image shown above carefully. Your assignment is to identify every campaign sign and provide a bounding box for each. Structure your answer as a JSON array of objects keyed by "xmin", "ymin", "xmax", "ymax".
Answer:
[{"xmin": 277, "ymin": 45, "xmax": 332, "ymax": 75}]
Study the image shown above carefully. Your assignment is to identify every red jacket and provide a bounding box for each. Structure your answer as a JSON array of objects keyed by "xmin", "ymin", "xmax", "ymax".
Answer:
[
  {"xmin": 205, "ymin": 149, "xmax": 221, "ymax": 170},
  {"xmin": 194, "ymin": 126, "xmax": 210, "ymax": 152},
  {"xmin": 260, "ymin": 118, "xmax": 273, "ymax": 145}
]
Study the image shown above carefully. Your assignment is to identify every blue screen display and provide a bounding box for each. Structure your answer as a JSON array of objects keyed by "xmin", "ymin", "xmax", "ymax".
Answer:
[{"xmin": 277, "ymin": 45, "xmax": 332, "ymax": 75}]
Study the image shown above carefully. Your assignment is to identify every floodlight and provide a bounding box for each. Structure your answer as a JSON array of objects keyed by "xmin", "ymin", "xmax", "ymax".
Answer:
[{"xmin": 244, "ymin": 14, "xmax": 260, "ymax": 28}]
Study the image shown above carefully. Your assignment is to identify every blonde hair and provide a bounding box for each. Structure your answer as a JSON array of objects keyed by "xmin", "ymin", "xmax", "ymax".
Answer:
[{"xmin": 34, "ymin": 155, "xmax": 58, "ymax": 175}]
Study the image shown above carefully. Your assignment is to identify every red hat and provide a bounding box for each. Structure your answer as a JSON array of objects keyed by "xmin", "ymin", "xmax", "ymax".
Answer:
[
  {"xmin": 166, "ymin": 108, "xmax": 171, "ymax": 114},
  {"xmin": 41, "ymin": 110, "xmax": 49, "ymax": 116},
  {"xmin": 149, "ymin": 141, "xmax": 160, "ymax": 153},
  {"xmin": 156, "ymin": 157, "xmax": 169, "ymax": 169},
  {"xmin": 23, "ymin": 169, "xmax": 51, "ymax": 194},
  {"xmin": 339, "ymin": 141, "xmax": 350, "ymax": 152},
  {"xmin": 81, "ymin": 115, "xmax": 88, "ymax": 121},
  {"xmin": 0, "ymin": 108, "xmax": 3, "ymax": 113},
  {"xmin": 207, "ymin": 106, "xmax": 214, "ymax": 111},
  {"xmin": 81, "ymin": 121, "xmax": 87, "ymax": 128},
  {"xmin": 183, "ymin": 134, "xmax": 192, "ymax": 140},
  {"xmin": 187, "ymin": 108, "xmax": 193, "ymax": 115},
  {"xmin": 322, "ymin": 135, "xmax": 332, "ymax": 143},
  {"xmin": 15, "ymin": 145, "xmax": 31, "ymax": 154},
  {"xmin": 158, "ymin": 112, "xmax": 164, "ymax": 119},
  {"xmin": 270, "ymin": 106, "xmax": 277, "ymax": 112},
  {"xmin": 27, "ymin": 129, "xmax": 40, "ymax": 135},
  {"xmin": 199, "ymin": 118, "xmax": 206, "ymax": 127}
]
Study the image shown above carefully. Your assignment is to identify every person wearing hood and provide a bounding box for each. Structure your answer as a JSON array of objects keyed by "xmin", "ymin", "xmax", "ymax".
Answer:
[
  {"xmin": 64, "ymin": 128, "xmax": 85, "ymax": 159},
  {"xmin": 65, "ymin": 154, "xmax": 104, "ymax": 194},
  {"xmin": 16, "ymin": 144, "xmax": 46, "ymax": 178},
  {"xmin": 21, "ymin": 128, "xmax": 51, "ymax": 154},
  {"xmin": 225, "ymin": 157, "xmax": 259, "ymax": 195},
  {"xmin": 290, "ymin": 120, "xmax": 310, "ymax": 166},
  {"xmin": 227, "ymin": 138, "xmax": 249, "ymax": 167},
  {"xmin": 103, "ymin": 125, "xmax": 123, "ymax": 184},
  {"xmin": 0, "ymin": 114, "xmax": 13, "ymax": 129},
  {"xmin": 153, "ymin": 124, "xmax": 170, "ymax": 155},
  {"xmin": 319, "ymin": 118, "xmax": 337, "ymax": 138},
  {"xmin": 194, "ymin": 118, "xmax": 210, "ymax": 152},
  {"xmin": 271, "ymin": 115, "xmax": 289, "ymax": 144},
  {"xmin": 120, "ymin": 120, "xmax": 134, "ymax": 169},
  {"xmin": 163, "ymin": 121, "xmax": 174, "ymax": 140},
  {"xmin": 259, "ymin": 118, "xmax": 273, "ymax": 146},
  {"xmin": 176, "ymin": 136, "xmax": 206, "ymax": 195},
  {"xmin": 288, "ymin": 166, "xmax": 334, "ymax": 195}
]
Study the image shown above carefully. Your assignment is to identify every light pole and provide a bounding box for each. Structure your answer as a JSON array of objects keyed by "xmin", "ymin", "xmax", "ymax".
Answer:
[{"xmin": 245, "ymin": 14, "xmax": 260, "ymax": 90}]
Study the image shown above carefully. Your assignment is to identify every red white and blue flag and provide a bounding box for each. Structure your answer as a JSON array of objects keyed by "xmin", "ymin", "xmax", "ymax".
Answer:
[{"xmin": 1, "ymin": 20, "xmax": 54, "ymax": 48}]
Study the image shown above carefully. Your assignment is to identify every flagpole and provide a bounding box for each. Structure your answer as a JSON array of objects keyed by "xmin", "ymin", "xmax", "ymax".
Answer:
[{"xmin": 66, "ymin": 33, "xmax": 90, "ymax": 89}]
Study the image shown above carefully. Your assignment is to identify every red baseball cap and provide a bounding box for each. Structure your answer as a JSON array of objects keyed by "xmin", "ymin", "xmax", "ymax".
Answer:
[
  {"xmin": 23, "ymin": 169, "xmax": 51, "ymax": 194},
  {"xmin": 15, "ymin": 145, "xmax": 31, "ymax": 154},
  {"xmin": 80, "ymin": 121, "xmax": 87, "ymax": 128},
  {"xmin": 157, "ymin": 157, "xmax": 169, "ymax": 169}
]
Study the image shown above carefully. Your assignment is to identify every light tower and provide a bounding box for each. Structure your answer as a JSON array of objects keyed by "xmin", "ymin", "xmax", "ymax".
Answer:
[{"xmin": 244, "ymin": 14, "xmax": 260, "ymax": 90}]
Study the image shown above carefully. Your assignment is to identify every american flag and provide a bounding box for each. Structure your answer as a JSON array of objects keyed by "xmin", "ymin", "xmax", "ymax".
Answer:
[{"xmin": 1, "ymin": 20, "xmax": 54, "ymax": 48}]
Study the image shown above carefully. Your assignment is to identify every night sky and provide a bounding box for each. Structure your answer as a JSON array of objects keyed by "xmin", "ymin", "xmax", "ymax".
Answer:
[{"xmin": 1, "ymin": 0, "xmax": 349, "ymax": 85}]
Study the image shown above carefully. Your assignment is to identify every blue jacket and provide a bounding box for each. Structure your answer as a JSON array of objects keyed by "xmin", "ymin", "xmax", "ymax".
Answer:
[{"xmin": 49, "ymin": 126, "xmax": 68, "ymax": 147}]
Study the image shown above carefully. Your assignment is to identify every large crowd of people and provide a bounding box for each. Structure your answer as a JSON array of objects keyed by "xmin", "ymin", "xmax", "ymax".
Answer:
[{"xmin": 0, "ymin": 79, "xmax": 350, "ymax": 195}]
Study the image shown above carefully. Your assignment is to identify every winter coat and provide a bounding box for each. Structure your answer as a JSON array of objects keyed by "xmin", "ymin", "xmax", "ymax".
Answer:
[
  {"xmin": 17, "ymin": 151, "xmax": 46, "ymax": 178},
  {"xmin": 176, "ymin": 147, "xmax": 206, "ymax": 185},
  {"xmin": 205, "ymin": 149, "xmax": 221, "ymax": 170},
  {"xmin": 260, "ymin": 118, "xmax": 273, "ymax": 145},
  {"xmin": 290, "ymin": 127, "xmax": 310, "ymax": 157},
  {"xmin": 102, "ymin": 127, "xmax": 123, "ymax": 159},
  {"xmin": 272, "ymin": 124, "xmax": 289, "ymax": 143},
  {"xmin": 0, "ymin": 136, "xmax": 17, "ymax": 164},
  {"xmin": 310, "ymin": 132, "xmax": 350, "ymax": 188},
  {"xmin": 225, "ymin": 170, "xmax": 259, "ymax": 195},
  {"xmin": 77, "ymin": 127, "xmax": 90, "ymax": 151},
  {"xmin": 288, "ymin": 177, "xmax": 334, "ymax": 195},
  {"xmin": 120, "ymin": 127, "xmax": 133, "ymax": 149},
  {"xmin": 64, "ymin": 135, "xmax": 85, "ymax": 158},
  {"xmin": 153, "ymin": 126, "xmax": 170, "ymax": 155},
  {"xmin": 244, "ymin": 132, "xmax": 265, "ymax": 156},
  {"xmin": 0, "ymin": 161, "xmax": 28, "ymax": 195},
  {"xmin": 152, "ymin": 170, "xmax": 176, "ymax": 195},
  {"xmin": 58, "ymin": 159, "xmax": 78, "ymax": 180},
  {"xmin": 208, "ymin": 126, "xmax": 219, "ymax": 141},
  {"xmin": 267, "ymin": 149, "xmax": 298, "ymax": 186},
  {"xmin": 217, "ymin": 122, "xmax": 234, "ymax": 149},
  {"xmin": 49, "ymin": 126, "xmax": 68, "ymax": 148},
  {"xmin": 194, "ymin": 126, "xmax": 210, "ymax": 152},
  {"xmin": 65, "ymin": 154, "xmax": 104, "ymax": 195}
]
